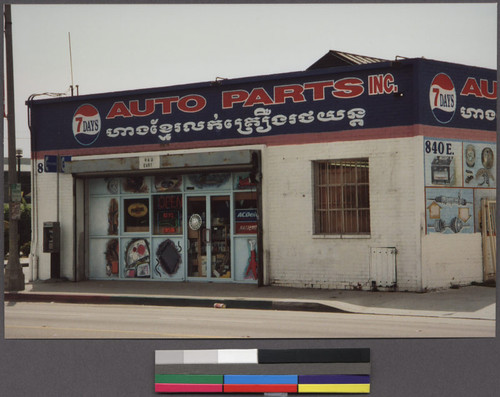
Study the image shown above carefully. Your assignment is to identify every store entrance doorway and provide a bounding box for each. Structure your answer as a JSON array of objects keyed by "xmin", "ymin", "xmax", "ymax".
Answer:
[{"xmin": 187, "ymin": 195, "xmax": 231, "ymax": 280}]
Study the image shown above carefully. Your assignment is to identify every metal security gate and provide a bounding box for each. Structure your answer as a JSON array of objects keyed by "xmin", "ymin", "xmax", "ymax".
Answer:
[
  {"xmin": 369, "ymin": 247, "xmax": 397, "ymax": 290},
  {"xmin": 481, "ymin": 198, "xmax": 496, "ymax": 282}
]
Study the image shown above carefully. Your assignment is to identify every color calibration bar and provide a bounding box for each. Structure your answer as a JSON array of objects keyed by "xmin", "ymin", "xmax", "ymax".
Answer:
[{"xmin": 155, "ymin": 348, "xmax": 370, "ymax": 394}]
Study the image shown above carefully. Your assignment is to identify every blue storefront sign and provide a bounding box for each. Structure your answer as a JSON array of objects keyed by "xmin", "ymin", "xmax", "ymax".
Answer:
[
  {"xmin": 418, "ymin": 61, "xmax": 496, "ymax": 130},
  {"xmin": 28, "ymin": 58, "xmax": 496, "ymax": 154},
  {"xmin": 44, "ymin": 155, "xmax": 73, "ymax": 172}
]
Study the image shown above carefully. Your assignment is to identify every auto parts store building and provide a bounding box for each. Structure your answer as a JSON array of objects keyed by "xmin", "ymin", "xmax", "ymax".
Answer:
[{"xmin": 27, "ymin": 51, "xmax": 496, "ymax": 291}]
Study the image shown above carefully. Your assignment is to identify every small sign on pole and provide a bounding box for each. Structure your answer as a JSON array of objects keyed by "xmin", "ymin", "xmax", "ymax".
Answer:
[{"xmin": 10, "ymin": 183, "xmax": 22, "ymax": 202}]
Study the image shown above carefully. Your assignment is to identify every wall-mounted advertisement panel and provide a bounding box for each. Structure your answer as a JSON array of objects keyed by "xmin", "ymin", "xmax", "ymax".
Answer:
[
  {"xmin": 462, "ymin": 142, "xmax": 496, "ymax": 188},
  {"xmin": 424, "ymin": 138, "xmax": 463, "ymax": 187},
  {"xmin": 425, "ymin": 187, "xmax": 474, "ymax": 234},
  {"xmin": 424, "ymin": 137, "xmax": 496, "ymax": 235}
]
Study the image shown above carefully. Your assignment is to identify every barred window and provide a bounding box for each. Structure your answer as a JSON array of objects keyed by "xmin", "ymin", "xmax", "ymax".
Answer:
[{"xmin": 313, "ymin": 158, "xmax": 370, "ymax": 235}]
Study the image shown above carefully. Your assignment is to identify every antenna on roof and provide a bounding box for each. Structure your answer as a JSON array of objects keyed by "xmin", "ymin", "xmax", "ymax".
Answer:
[{"xmin": 68, "ymin": 32, "xmax": 79, "ymax": 96}]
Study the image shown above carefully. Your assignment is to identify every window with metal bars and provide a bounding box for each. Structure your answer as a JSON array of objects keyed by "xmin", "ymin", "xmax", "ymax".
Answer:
[{"xmin": 313, "ymin": 158, "xmax": 370, "ymax": 235}]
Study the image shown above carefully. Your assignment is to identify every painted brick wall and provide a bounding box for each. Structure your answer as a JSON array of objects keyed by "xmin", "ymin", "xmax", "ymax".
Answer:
[
  {"xmin": 422, "ymin": 233, "xmax": 483, "ymax": 289},
  {"xmin": 31, "ymin": 138, "xmax": 485, "ymax": 290},
  {"xmin": 33, "ymin": 169, "xmax": 75, "ymax": 280},
  {"xmin": 262, "ymin": 135, "xmax": 424, "ymax": 291}
]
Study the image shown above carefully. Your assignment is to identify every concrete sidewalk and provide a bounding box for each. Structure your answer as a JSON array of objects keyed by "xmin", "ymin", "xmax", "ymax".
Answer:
[{"xmin": 4, "ymin": 276, "xmax": 496, "ymax": 320}]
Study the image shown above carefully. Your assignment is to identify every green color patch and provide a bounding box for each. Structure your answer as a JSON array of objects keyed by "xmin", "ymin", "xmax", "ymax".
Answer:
[{"xmin": 155, "ymin": 374, "xmax": 223, "ymax": 384}]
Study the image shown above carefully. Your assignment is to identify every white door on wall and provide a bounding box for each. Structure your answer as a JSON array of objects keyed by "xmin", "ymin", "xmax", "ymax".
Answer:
[{"xmin": 369, "ymin": 247, "xmax": 397, "ymax": 289}]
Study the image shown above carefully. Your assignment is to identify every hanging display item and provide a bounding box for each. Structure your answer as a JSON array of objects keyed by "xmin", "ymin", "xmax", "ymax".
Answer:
[
  {"xmin": 155, "ymin": 239, "xmax": 182, "ymax": 277},
  {"xmin": 107, "ymin": 198, "xmax": 118, "ymax": 235},
  {"xmin": 236, "ymin": 173, "xmax": 257, "ymax": 190},
  {"xmin": 189, "ymin": 214, "xmax": 203, "ymax": 230},
  {"xmin": 125, "ymin": 238, "xmax": 150, "ymax": 278},
  {"xmin": 154, "ymin": 176, "xmax": 181, "ymax": 192},
  {"xmin": 245, "ymin": 239, "xmax": 258, "ymax": 280},
  {"xmin": 187, "ymin": 173, "xmax": 230, "ymax": 189},
  {"xmin": 105, "ymin": 238, "xmax": 119, "ymax": 277},
  {"xmin": 106, "ymin": 178, "xmax": 120, "ymax": 194},
  {"xmin": 123, "ymin": 176, "xmax": 148, "ymax": 193}
]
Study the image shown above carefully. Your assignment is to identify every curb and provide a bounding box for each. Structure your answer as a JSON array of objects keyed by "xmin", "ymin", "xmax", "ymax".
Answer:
[{"xmin": 4, "ymin": 293, "xmax": 350, "ymax": 314}]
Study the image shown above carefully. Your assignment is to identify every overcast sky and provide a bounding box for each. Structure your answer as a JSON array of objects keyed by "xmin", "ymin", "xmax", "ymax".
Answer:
[{"xmin": 4, "ymin": 2, "xmax": 497, "ymax": 157}]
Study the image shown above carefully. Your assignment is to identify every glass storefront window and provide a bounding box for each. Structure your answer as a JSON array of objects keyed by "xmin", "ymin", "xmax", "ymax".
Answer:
[
  {"xmin": 153, "ymin": 194, "xmax": 183, "ymax": 235},
  {"xmin": 88, "ymin": 172, "xmax": 259, "ymax": 283}
]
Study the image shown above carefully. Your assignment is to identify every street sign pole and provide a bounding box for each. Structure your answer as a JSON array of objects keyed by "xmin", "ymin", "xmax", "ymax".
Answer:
[{"xmin": 4, "ymin": 4, "xmax": 25, "ymax": 291}]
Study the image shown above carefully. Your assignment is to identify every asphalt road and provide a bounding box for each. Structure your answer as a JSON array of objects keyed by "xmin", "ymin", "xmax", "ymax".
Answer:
[{"xmin": 4, "ymin": 301, "xmax": 495, "ymax": 339}]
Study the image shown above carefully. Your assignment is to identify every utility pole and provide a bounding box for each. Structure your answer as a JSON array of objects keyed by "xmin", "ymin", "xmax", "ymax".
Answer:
[{"xmin": 4, "ymin": 4, "xmax": 25, "ymax": 291}]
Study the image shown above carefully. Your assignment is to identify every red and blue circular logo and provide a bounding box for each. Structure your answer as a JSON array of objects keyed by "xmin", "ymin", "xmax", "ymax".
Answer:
[
  {"xmin": 72, "ymin": 104, "xmax": 101, "ymax": 145},
  {"xmin": 429, "ymin": 73, "xmax": 456, "ymax": 124}
]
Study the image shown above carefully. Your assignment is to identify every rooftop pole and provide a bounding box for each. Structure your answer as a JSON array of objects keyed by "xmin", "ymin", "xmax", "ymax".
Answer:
[{"xmin": 4, "ymin": 4, "xmax": 25, "ymax": 291}]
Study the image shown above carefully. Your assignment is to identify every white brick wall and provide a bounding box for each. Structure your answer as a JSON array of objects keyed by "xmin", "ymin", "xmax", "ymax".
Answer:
[
  {"xmin": 33, "ymin": 167, "xmax": 75, "ymax": 280},
  {"xmin": 422, "ymin": 233, "xmax": 483, "ymax": 290},
  {"xmin": 32, "ymin": 137, "xmax": 486, "ymax": 290},
  {"xmin": 262, "ymin": 136, "xmax": 424, "ymax": 291}
]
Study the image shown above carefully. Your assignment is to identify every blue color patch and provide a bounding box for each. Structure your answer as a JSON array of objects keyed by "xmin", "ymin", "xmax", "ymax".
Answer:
[{"xmin": 224, "ymin": 375, "xmax": 298, "ymax": 385}]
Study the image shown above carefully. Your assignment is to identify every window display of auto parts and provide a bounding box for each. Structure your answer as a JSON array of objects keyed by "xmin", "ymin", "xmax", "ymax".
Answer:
[{"xmin": 431, "ymin": 217, "xmax": 468, "ymax": 233}]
